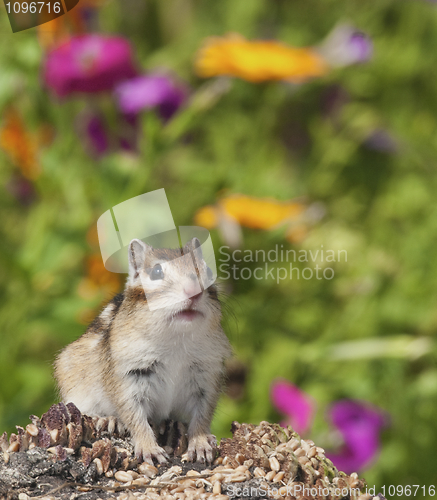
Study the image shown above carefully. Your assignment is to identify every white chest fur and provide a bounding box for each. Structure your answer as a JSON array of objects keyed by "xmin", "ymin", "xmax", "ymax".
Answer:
[{"xmin": 111, "ymin": 321, "xmax": 226, "ymax": 424}]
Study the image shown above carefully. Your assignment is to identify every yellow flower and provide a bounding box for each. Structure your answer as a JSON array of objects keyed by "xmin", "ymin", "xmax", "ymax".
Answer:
[
  {"xmin": 195, "ymin": 34, "xmax": 328, "ymax": 83},
  {"xmin": 194, "ymin": 205, "xmax": 218, "ymax": 229},
  {"xmin": 220, "ymin": 194, "xmax": 305, "ymax": 229},
  {"xmin": 194, "ymin": 194, "xmax": 309, "ymax": 246}
]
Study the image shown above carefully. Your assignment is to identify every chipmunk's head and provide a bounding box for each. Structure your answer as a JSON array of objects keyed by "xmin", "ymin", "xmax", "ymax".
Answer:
[{"xmin": 127, "ymin": 238, "xmax": 220, "ymax": 325}]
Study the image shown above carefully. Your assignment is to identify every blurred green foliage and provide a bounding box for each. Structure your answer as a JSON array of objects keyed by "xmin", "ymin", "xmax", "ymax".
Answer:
[{"xmin": 1, "ymin": 0, "xmax": 437, "ymax": 495}]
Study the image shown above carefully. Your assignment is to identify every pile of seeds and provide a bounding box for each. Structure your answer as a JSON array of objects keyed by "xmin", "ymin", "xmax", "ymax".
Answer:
[
  {"xmin": 0, "ymin": 403, "xmax": 188, "ymax": 472},
  {"xmin": 0, "ymin": 404, "xmax": 383, "ymax": 500},
  {"xmin": 218, "ymin": 421, "xmax": 378, "ymax": 500}
]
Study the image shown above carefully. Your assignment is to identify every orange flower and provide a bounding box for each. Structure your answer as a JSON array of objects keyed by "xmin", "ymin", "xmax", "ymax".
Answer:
[
  {"xmin": 195, "ymin": 34, "xmax": 328, "ymax": 83},
  {"xmin": 38, "ymin": 0, "xmax": 106, "ymax": 50},
  {"xmin": 77, "ymin": 253, "xmax": 122, "ymax": 303},
  {"xmin": 0, "ymin": 109, "xmax": 41, "ymax": 180},
  {"xmin": 38, "ymin": 16, "xmax": 74, "ymax": 50},
  {"xmin": 86, "ymin": 254, "xmax": 122, "ymax": 291}
]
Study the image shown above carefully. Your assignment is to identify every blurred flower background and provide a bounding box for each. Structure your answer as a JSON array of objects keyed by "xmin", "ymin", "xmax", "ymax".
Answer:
[{"xmin": 1, "ymin": 0, "xmax": 437, "ymax": 493}]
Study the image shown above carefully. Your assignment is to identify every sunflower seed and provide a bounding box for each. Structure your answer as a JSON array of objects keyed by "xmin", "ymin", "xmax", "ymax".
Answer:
[
  {"xmin": 7, "ymin": 441, "xmax": 19, "ymax": 453},
  {"xmin": 138, "ymin": 463, "xmax": 158, "ymax": 477},
  {"xmin": 287, "ymin": 438, "xmax": 300, "ymax": 451},
  {"xmin": 269, "ymin": 456, "xmax": 280, "ymax": 472},
  {"xmin": 132, "ymin": 477, "xmax": 150, "ymax": 486},
  {"xmin": 26, "ymin": 424, "xmax": 38, "ymax": 437},
  {"xmin": 265, "ymin": 471, "xmax": 276, "ymax": 481},
  {"xmin": 229, "ymin": 473, "xmax": 246, "ymax": 482},
  {"xmin": 93, "ymin": 458, "xmax": 103, "ymax": 475},
  {"xmin": 273, "ymin": 471, "xmax": 285, "ymax": 482},
  {"xmin": 254, "ymin": 467, "xmax": 266, "ymax": 478},
  {"xmin": 115, "ymin": 471, "xmax": 134, "ymax": 482},
  {"xmin": 187, "ymin": 470, "xmax": 201, "ymax": 476}
]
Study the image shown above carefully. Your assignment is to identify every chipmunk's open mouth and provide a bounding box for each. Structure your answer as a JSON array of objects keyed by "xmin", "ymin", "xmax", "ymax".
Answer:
[{"xmin": 174, "ymin": 308, "xmax": 203, "ymax": 321}]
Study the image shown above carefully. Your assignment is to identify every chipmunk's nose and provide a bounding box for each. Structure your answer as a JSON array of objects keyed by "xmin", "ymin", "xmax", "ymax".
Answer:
[{"xmin": 184, "ymin": 273, "xmax": 202, "ymax": 299}]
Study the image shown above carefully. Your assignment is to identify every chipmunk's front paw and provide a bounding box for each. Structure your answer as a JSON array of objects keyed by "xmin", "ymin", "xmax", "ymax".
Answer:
[
  {"xmin": 186, "ymin": 434, "xmax": 217, "ymax": 463},
  {"xmin": 94, "ymin": 416, "xmax": 126, "ymax": 436},
  {"xmin": 135, "ymin": 442, "xmax": 169, "ymax": 465}
]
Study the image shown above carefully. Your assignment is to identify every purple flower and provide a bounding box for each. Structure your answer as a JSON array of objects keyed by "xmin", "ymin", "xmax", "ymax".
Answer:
[
  {"xmin": 271, "ymin": 380, "xmax": 315, "ymax": 435},
  {"xmin": 84, "ymin": 114, "xmax": 110, "ymax": 156},
  {"xmin": 319, "ymin": 24, "xmax": 373, "ymax": 67},
  {"xmin": 326, "ymin": 399, "xmax": 388, "ymax": 474},
  {"xmin": 43, "ymin": 34, "xmax": 137, "ymax": 97},
  {"xmin": 78, "ymin": 111, "xmax": 138, "ymax": 157},
  {"xmin": 364, "ymin": 129, "xmax": 399, "ymax": 153},
  {"xmin": 114, "ymin": 73, "xmax": 187, "ymax": 120},
  {"xmin": 320, "ymin": 84, "xmax": 350, "ymax": 118},
  {"xmin": 348, "ymin": 32, "xmax": 373, "ymax": 62},
  {"xmin": 6, "ymin": 174, "xmax": 36, "ymax": 206}
]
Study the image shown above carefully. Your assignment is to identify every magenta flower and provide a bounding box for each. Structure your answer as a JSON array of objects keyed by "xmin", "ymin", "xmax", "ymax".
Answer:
[
  {"xmin": 114, "ymin": 73, "xmax": 187, "ymax": 120},
  {"xmin": 271, "ymin": 380, "xmax": 315, "ymax": 435},
  {"xmin": 271, "ymin": 380, "xmax": 388, "ymax": 474},
  {"xmin": 326, "ymin": 399, "xmax": 388, "ymax": 474},
  {"xmin": 43, "ymin": 35, "xmax": 137, "ymax": 97}
]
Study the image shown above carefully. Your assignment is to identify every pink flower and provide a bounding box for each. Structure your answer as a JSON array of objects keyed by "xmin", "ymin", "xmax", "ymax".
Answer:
[
  {"xmin": 271, "ymin": 380, "xmax": 315, "ymax": 435},
  {"xmin": 43, "ymin": 34, "xmax": 137, "ymax": 97},
  {"xmin": 271, "ymin": 380, "xmax": 388, "ymax": 474}
]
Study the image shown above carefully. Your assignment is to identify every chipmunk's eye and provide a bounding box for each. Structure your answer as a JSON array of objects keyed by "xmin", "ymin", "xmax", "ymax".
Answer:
[
  {"xmin": 206, "ymin": 266, "xmax": 213, "ymax": 281},
  {"xmin": 150, "ymin": 264, "xmax": 164, "ymax": 281}
]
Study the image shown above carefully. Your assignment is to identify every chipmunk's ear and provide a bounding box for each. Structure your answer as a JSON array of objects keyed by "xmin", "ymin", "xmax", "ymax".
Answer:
[
  {"xmin": 184, "ymin": 237, "xmax": 202, "ymax": 258},
  {"xmin": 128, "ymin": 239, "xmax": 150, "ymax": 281}
]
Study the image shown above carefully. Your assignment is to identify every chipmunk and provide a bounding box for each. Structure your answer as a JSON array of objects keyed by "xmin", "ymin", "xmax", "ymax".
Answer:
[{"xmin": 54, "ymin": 237, "xmax": 232, "ymax": 464}]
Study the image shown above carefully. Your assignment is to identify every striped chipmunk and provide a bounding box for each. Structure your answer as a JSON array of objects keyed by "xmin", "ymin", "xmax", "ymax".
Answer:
[{"xmin": 54, "ymin": 237, "xmax": 232, "ymax": 464}]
